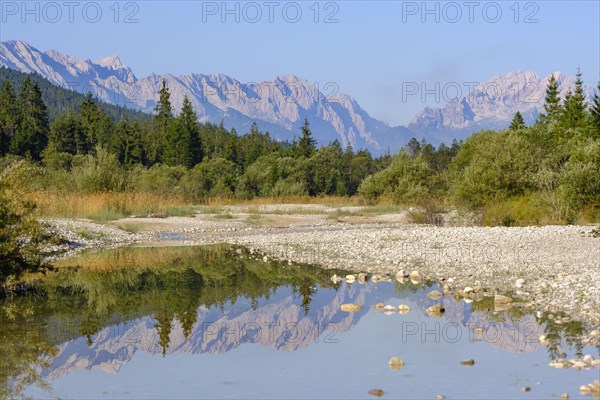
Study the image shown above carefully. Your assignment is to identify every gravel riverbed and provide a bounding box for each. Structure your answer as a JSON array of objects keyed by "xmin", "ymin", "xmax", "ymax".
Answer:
[{"xmin": 42, "ymin": 206, "xmax": 600, "ymax": 328}]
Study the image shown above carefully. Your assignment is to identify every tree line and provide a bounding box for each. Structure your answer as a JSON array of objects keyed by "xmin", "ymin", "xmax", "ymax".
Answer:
[
  {"xmin": 360, "ymin": 69, "xmax": 600, "ymax": 224},
  {"xmin": 1, "ymin": 68, "xmax": 599, "ymax": 215},
  {"xmin": 1, "ymin": 68, "xmax": 599, "ymax": 287},
  {"xmin": 0, "ymin": 76, "xmax": 394, "ymax": 197}
]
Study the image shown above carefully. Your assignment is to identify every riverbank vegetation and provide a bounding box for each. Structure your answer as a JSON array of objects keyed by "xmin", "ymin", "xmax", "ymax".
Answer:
[
  {"xmin": 360, "ymin": 73, "xmax": 600, "ymax": 225},
  {"xmin": 1, "ymin": 68, "xmax": 599, "ymax": 285}
]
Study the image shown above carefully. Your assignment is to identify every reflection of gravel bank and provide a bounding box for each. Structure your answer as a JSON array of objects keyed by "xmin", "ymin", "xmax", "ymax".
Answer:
[
  {"xmin": 223, "ymin": 224, "xmax": 600, "ymax": 326},
  {"xmin": 41, "ymin": 219, "xmax": 147, "ymax": 262},
  {"xmin": 42, "ymin": 214, "xmax": 600, "ymax": 326}
]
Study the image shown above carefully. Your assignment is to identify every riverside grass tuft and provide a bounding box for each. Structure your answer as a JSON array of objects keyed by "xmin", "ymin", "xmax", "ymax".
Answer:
[
  {"xmin": 25, "ymin": 191, "xmax": 197, "ymax": 222},
  {"xmin": 23, "ymin": 191, "xmax": 364, "ymax": 222}
]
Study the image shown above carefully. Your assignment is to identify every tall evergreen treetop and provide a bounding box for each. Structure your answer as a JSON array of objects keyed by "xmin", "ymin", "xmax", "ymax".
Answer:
[
  {"xmin": 298, "ymin": 118, "xmax": 316, "ymax": 158},
  {"xmin": 509, "ymin": 111, "xmax": 526, "ymax": 130},
  {"xmin": 10, "ymin": 76, "xmax": 48, "ymax": 159},
  {"xmin": 542, "ymin": 74, "xmax": 562, "ymax": 124},
  {"xmin": 178, "ymin": 97, "xmax": 202, "ymax": 167},
  {"xmin": 150, "ymin": 78, "xmax": 174, "ymax": 164},
  {"xmin": 79, "ymin": 92, "xmax": 103, "ymax": 151},
  {"xmin": 155, "ymin": 78, "xmax": 173, "ymax": 127},
  {"xmin": 49, "ymin": 110, "xmax": 84, "ymax": 155},
  {"xmin": 561, "ymin": 68, "xmax": 587, "ymax": 129}
]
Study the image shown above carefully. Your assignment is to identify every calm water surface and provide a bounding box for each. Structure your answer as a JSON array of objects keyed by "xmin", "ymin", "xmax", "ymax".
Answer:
[{"xmin": 1, "ymin": 246, "xmax": 598, "ymax": 399}]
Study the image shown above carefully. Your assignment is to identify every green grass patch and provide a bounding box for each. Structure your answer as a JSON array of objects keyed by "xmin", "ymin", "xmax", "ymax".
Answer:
[
  {"xmin": 76, "ymin": 228, "xmax": 107, "ymax": 240},
  {"xmin": 483, "ymin": 195, "xmax": 557, "ymax": 226}
]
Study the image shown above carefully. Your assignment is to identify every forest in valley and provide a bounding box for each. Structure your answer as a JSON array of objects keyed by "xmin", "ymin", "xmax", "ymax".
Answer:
[
  {"xmin": 1, "ymin": 67, "xmax": 598, "ymax": 215},
  {"xmin": 1, "ymin": 67, "xmax": 599, "ymax": 282},
  {"xmin": 0, "ymin": 67, "xmax": 598, "ymax": 205}
]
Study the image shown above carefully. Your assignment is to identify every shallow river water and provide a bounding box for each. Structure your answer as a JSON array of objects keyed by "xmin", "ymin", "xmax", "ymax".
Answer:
[{"xmin": 1, "ymin": 246, "xmax": 598, "ymax": 399}]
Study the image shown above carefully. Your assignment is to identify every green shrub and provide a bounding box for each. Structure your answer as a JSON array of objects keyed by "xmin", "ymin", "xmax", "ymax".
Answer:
[
  {"xmin": 180, "ymin": 158, "xmax": 238, "ymax": 199},
  {"xmin": 558, "ymin": 138, "xmax": 600, "ymax": 219},
  {"xmin": 71, "ymin": 146, "xmax": 128, "ymax": 193},
  {"xmin": 0, "ymin": 159, "xmax": 44, "ymax": 284},
  {"xmin": 134, "ymin": 164, "xmax": 187, "ymax": 195},
  {"xmin": 449, "ymin": 130, "xmax": 538, "ymax": 207},
  {"xmin": 482, "ymin": 195, "xmax": 555, "ymax": 226},
  {"xmin": 270, "ymin": 180, "xmax": 307, "ymax": 197},
  {"xmin": 358, "ymin": 153, "xmax": 445, "ymax": 202}
]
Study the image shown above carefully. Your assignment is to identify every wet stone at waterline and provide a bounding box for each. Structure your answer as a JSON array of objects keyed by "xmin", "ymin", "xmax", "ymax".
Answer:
[{"xmin": 0, "ymin": 245, "xmax": 598, "ymax": 399}]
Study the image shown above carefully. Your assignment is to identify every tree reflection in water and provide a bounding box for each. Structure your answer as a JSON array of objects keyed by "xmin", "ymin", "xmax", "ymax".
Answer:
[
  {"xmin": 0, "ymin": 245, "xmax": 347, "ymax": 397},
  {"xmin": 0, "ymin": 245, "xmax": 596, "ymax": 398}
]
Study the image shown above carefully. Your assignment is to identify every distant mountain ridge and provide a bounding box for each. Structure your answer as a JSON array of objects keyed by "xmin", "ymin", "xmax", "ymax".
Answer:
[
  {"xmin": 1, "ymin": 40, "xmax": 595, "ymax": 154},
  {"xmin": 0, "ymin": 67, "xmax": 151, "ymax": 122},
  {"xmin": 0, "ymin": 40, "xmax": 396, "ymax": 153},
  {"xmin": 407, "ymin": 70, "xmax": 595, "ymax": 142}
]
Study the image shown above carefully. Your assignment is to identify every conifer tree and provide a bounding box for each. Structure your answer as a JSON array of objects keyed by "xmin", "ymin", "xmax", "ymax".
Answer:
[
  {"xmin": 298, "ymin": 118, "xmax": 316, "ymax": 158},
  {"xmin": 541, "ymin": 74, "xmax": 561, "ymax": 124},
  {"xmin": 224, "ymin": 130, "xmax": 238, "ymax": 163},
  {"xmin": 112, "ymin": 118, "xmax": 144, "ymax": 167},
  {"xmin": 150, "ymin": 78, "xmax": 174, "ymax": 164},
  {"xmin": 154, "ymin": 312, "xmax": 173, "ymax": 357},
  {"xmin": 0, "ymin": 81, "xmax": 19, "ymax": 156},
  {"xmin": 243, "ymin": 122, "xmax": 265, "ymax": 166},
  {"xmin": 10, "ymin": 77, "xmax": 48, "ymax": 159},
  {"xmin": 79, "ymin": 92, "xmax": 102, "ymax": 152},
  {"xmin": 49, "ymin": 110, "xmax": 84, "ymax": 154},
  {"xmin": 509, "ymin": 111, "xmax": 526, "ymax": 130},
  {"xmin": 406, "ymin": 137, "xmax": 421, "ymax": 157},
  {"xmin": 179, "ymin": 97, "xmax": 202, "ymax": 166},
  {"xmin": 164, "ymin": 97, "xmax": 201, "ymax": 168},
  {"xmin": 561, "ymin": 68, "xmax": 587, "ymax": 129}
]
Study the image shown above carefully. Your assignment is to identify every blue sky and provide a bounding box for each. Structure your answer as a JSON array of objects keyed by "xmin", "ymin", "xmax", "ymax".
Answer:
[{"xmin": 1, "ymin": 0, "xmax": 599, "ymax": 125}]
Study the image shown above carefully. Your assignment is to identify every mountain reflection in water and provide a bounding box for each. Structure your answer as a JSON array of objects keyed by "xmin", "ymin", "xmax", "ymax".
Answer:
[{"xmin": 0, "ymin": 246, "xmax": 596, "ymax": 399}]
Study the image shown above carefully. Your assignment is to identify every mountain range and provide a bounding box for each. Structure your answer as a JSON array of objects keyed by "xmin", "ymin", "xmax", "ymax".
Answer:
[{"xmin": 0, "ymin": 40, "xmax": 595, "ymax": 155}]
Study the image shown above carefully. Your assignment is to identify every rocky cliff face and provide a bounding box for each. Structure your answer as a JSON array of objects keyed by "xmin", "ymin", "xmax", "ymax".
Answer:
[
  {"xmin": 2, "ymin": 40, "xmax": 594, "ymax": 153},
  {"xmin": 408, "ymin": 70, "xmax": 595, "ymax": 142},
  {"xmin": 0, "ymin": 40, "xmax": 401, "ymax": 153}
]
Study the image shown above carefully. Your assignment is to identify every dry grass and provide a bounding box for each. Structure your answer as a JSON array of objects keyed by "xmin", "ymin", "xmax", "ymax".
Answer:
[
  {"xmin": 204, "ymin": 195, "xmax": 361, "ymax": 207},
  {"xmin": 25, "ymin": 191, "xmax": 197, "ymax": 222},
  {"xmin": 24, "ymin": 190, "xmax": 417, "ymax": 223},
  {"xmin": 26, "ymin": 191, "xmax": 364, "ymax": 222}
]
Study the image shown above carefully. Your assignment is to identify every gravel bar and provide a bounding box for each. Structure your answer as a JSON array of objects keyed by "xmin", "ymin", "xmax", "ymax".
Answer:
[{"xmin": 42, "ymin": 212, "xmax": 600, "ymax": 327}]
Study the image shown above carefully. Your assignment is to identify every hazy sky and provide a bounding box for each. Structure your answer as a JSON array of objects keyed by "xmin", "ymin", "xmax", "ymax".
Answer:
[{"xmin": 2, "ymin": 0, "xmax": 599, "ymax": 125}]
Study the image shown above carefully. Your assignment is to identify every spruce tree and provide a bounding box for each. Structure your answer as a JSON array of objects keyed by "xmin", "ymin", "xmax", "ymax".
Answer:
[
  {"xmin": 112, "ymin": 118, "xmax": 144, "ymax": 167},
  {"xmin": 247, "ymin": 122, "xmax": 263, "ymax": 162},
  {"xmin": 562, "ymin": 68, "xmax": 587, "ymax": 129},
  {"xmin": 406, "ymin": 137, "xmax": 421, "ymax": 157},
  {"xmin": 298, "ymin": 118, "xmax": 316, "ymax": 158},
  {"xmin": 49, "ymin": 110, "xmax": 83, "ymax": 154},
  {"xmin": 79, "ymin": 92, "xmax": 102, "ymax": 152},
  {"xmin": 150, "ymin": 78, "xmax": 174, "ymax": 164},
  {"xmin": 224, "ymin": 130, "xmax": 238, "ymax": 163},
  {"xmin": 11, "ymin": 77, "xmax": 48, "ymax": 159},
  {"xmin": 509, "ymin": 111, "xmax": 526, "ymax": 130},
  {"xmin": 0, "ymin": 81, "xmax": 19, "ymax": 156},
  {"xmin": 541, "ymin": 74, "xmax": 561, "ymax": 124},
  {"xmin": 165, "ymin": 96, "xmax": 202, "ymax": 168}
]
